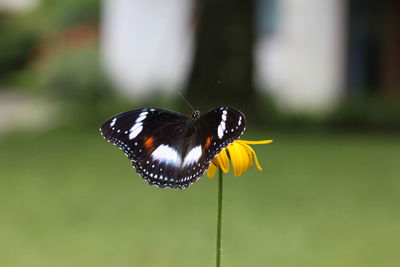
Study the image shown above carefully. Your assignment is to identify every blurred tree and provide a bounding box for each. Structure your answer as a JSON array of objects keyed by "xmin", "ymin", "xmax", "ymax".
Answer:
[
  {"xmin": 346, "ymin": 0, "xmax": 400, "ymax": 98},
  {"xmin": 186, "ymin": 0, "xmax": 258, "ymax": 118},
  {"xmin": 0, "ymin": 12, "xmax": 38, "ymax": 84},
  {"xmin": 381, "ymin": 0, "xmax": 400, "ymax": 97},
  {"xmin": 37, "ymin": 44, "xmax": 116, "ymax": 127},
  {"xmin": 37, "ymin": 0, "xmax": 100, "ymax": 30}
]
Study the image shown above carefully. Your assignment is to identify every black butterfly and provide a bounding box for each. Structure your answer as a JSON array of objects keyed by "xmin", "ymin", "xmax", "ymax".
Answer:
[{"xmin": 100, "ymin": 107, "xmax": 246, "ymax": 189}]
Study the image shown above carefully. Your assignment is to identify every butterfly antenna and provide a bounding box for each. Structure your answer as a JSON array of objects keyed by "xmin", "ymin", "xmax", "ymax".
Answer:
[{"xmin": 178, "ymin": 92, "xmax": 195, "ymax": 112}]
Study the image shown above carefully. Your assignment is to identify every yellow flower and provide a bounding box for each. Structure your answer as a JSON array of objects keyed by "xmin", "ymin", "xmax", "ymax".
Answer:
[{"xmin": 207, "ymin": 139, "xmax": 273, "ymax": 178}]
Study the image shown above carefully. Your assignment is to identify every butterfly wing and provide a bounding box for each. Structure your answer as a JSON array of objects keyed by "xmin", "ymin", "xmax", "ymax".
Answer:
[
  {"xmin": 101, "ymin": 108, "xmax": 193, "ymax": 188},
  {"xmin": 175, "ymin": 107, "xmax": 246, "ymax": 188},
  {"xmin": 101, "ymin": 107, "xmax": 246, "ymax": 189},
  {"xmin": 196, "ymin": 107, "xmax": 246, "ymax": 163}
]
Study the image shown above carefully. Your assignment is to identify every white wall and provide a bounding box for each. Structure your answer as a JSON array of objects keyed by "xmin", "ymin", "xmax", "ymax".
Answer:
[
  {"xmin": 255, "ymin": 0, "xmax": 346, "ymax": 113},
  {"xmin": 0, "ymin": 0, "xmax": 38, "ymax": 11},
  {"xmin": 101, "ymin": 0, "xmax": 194, "ymax": 99}
]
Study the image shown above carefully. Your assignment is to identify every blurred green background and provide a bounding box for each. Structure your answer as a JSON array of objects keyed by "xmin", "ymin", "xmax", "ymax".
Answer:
[{"xmin": 0, "ymin": 0, "xmax": 399, "ymax": 266}]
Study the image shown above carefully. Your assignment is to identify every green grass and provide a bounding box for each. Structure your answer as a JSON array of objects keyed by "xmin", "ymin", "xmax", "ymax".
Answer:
[{"xmin": 0, "ymin": 129, "xmax": 399, "ymax": 267}]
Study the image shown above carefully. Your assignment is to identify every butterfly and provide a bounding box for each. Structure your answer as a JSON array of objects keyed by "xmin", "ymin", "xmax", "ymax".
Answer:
[{"xmin": 100, "ymin": 107, "xmax": 246, "ymax": 189}]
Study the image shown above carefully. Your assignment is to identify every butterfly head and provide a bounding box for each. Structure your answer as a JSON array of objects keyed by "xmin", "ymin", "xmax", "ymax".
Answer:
[{"xmin": 191, "ymin": 108, "xmax": 200, "ymax": 121}]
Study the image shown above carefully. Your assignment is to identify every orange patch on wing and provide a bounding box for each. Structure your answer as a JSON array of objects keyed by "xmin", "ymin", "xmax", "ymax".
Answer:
[
  {"xmin": 204, "ymin": 136, "xmax": 212, "ymax": 151},
  {"xmin": 144, "ymin": 137, "xmax": 156, "ymax": 154},
  {"xmin": 144, "ymin": 136, "xmax": 154, "ymax": 149}
]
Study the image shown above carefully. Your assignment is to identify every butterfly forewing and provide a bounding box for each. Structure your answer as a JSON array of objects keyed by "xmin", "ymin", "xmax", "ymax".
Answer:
[
  {"xmin": 101, "ymin": 108, "xmax": 187, "ymax": 160},
  {"xmin": 101, "ymin": 108, "xmax": 192, "ymax": 188},
  {"xmin": 197, "ymin": 107, "xmax": 246, "ymax": 162},
  {"xmin": 100, "ymin": 107, "xmax": 246, "ymax": 189}
]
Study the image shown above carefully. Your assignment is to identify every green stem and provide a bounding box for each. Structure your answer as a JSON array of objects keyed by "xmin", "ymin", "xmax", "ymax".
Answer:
[{"xmin": 216, "ymin": 167, "xmax": 223, "ymax": 267}]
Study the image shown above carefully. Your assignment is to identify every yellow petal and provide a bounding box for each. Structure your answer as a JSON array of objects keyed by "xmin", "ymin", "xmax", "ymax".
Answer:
[
  {"xmin": 206, "ymin": 138, "xmax": 273, "ymax": 179},
  {"xmin": 213, "ymin": 148, "xmax": 230, "ymax": 173},
  {"xmin": 244, "ymin": 143, "xmax": 263, "ymax": 171},
  {"xmin": 220, "ymin": 149, "xmax": 231, "ymax": 173},
  {"xmin": 233, "ymin": 145, "xmax": 243, "ymax": 176},
  {"xmin": 238, "ymin": 140, "xmax": 273, "ymax": 145},
  {"xmin": 207, "ymin": 162, "xmax": 217, "ymax": 178},
  {"xmin": 237, "ymin": 143, "xmax": 249, "ymax": 176},
  {"xmin": 229, "ymin": 143, "xmax": 242, "ymax": 176},
  {"xmin": 226, "ymin": 144, "xmax": 236, "ymax": 176},
  {"xmin": 243, "ymin": 143, "xmax": 254, "ymax": 169}
]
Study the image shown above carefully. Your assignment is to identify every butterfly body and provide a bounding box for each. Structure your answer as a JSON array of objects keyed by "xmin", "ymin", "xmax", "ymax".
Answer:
[{"xmin": 100, "ymin": 107, "xmax": 246, "ymax": 189}]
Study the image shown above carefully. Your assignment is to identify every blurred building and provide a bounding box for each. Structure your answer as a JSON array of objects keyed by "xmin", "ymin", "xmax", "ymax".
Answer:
[
  {"xmin": 0, "ymin": 0, "xmax": 38, "ymax": 11},
  {"xmin": 101, "ymin": 0, "xmax": 399, "ymax": 112},
  {"xmin": 255, "ymin": 0, "xmax": 345, "ymax": 113},
  {"xmin": 101, "ymin": 0, "xmax": 194, "ymax": 99}
]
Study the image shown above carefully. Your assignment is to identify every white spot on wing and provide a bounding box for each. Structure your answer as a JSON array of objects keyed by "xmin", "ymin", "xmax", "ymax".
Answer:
[
  {"xmin": 135, "ymin": 111, "xmax": 148, "ymax": 123},
  {"xmin": 218, "ymin": 125, "xmax": 223, "ymax": 139},
  {"xmin": 110, "ymin": 118, "xmax": 117, "ymax": 127},
  {"xmin": 183, "ymin": 145, "xmax": 202, "ymax": 167},
  {"xmin": 151, "ymin": 145, "xmax": 182, "ymax": 166},
  {"xmin": 136, "ymin": 115, "xmax": 146, "ymax": 122},
  {"xmin": 220, "ymin": 121, "xmax": 226, "ymax": 131},
  {"xmin": 222, "ymin": 113, "xmax": 227, "ymax": 121},
  {"xmin": 128, "ymin": 111, "xmax": 150, "ymax": 140},
  {"xmin": 129, "ymin": 122, "xmax": 143, "ymax": 140}
]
